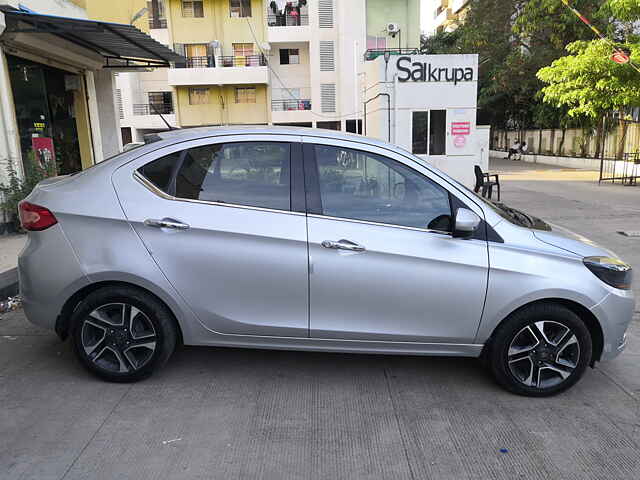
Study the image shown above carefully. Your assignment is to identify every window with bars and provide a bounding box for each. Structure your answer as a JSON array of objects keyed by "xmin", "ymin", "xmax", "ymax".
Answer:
[
  {"xmin": 182, "ymin": 0, "xmax": 204, "ymax": 17},
  {"xmin": 235, "ymin": 87, "xmax": 256, "ymax": 104},
  {"xmin": 189, "ymin": 87, "xmax": 210, "ymax": 105},
  {"xmin": 279, "ymin": 49, "xmax": 300, "ymax": 65},
  {"xmin": 319, "ymin": 41, "xmax": 334, "ymax": 71},
  {"xmin": 147, "ymin": 0, "xmax": 167, "ymax": 28},
  {"xmin": 148, "ymin": 91, "xmax": 172, "ymax": 107},
  {"xmin": 233, "ymin": 43, "xmax": 254, "ymax": 56},
  {"xmin": 230, "ymin": 0, "xmax": 251, "ymax": 17}
]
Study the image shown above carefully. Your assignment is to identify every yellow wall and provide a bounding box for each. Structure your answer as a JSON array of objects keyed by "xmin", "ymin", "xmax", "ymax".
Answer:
[
  {"xmin": 167, "ymin": 0, "xmax": 266, "ymax": 56},
  {"xmin": 176, "ymin": 85, "xmax": 268, "ymax": 126},
  {"xmin": 85, "ymin": 0, "xmax": 149, "ymax": 32},
  {"xmin": 73, "ymin": 78, "xmax": 94, "ymax": 169}
]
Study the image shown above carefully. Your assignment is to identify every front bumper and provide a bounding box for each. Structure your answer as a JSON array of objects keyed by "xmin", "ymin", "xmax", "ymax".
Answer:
[{"xmin": 591, "ymin": 290, "xmax": 635, "ymax": 362}]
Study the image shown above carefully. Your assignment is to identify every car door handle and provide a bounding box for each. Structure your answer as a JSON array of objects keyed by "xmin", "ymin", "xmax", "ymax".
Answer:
[
  {"xmin": 144, "ymin": 218, "xmax": 190, "ymax": 230},
  {"xmin": 321, "ymin": 239, "xmax": 366, "ymax": 252}
]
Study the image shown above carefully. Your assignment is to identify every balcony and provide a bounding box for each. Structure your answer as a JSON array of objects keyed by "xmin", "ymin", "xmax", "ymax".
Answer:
[
  {"xmin": 133, "ymin": 103, "xmax": 174, "ymax": 115},
  {"xmin": 148, "ymin": 18, "xmax": 167, "ymax": 29},
  {"xmin": 266, "ymin": 11, "xmax": 310, "ymax": 43},
  {"xmin": 271, "ymin": 88, "xmax": 312, "ymax": 123},
  {"xmin": 272, "ymin": 99, "xmax": 311, "ymax": 111},
  {"xmin": 267, "ymin": 13, "xmax": 309, "ymax": 27},
  {"xmin": 168, "ymin": 54, "xmax": 269, "ymax": 86},
  {"xmin": 125, "ymin": 104, "xmax": 176, "ymax": 130}
]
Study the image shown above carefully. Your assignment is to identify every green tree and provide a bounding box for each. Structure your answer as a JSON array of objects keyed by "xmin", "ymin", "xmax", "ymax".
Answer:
[{"xmin": 537, "ymin": 22, "xmax": 640, "ymax": 159}]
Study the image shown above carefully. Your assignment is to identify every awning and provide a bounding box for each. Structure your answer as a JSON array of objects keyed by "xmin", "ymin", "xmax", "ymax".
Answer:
[{"xmin": 0, "ymin": 7, "xmax": 184, "ymax": 68}]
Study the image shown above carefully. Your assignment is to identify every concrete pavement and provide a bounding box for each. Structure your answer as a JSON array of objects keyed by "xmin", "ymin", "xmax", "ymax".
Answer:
[{"xmin": 1, "ymin": 159, "xmax": 639, "ymax": 479}]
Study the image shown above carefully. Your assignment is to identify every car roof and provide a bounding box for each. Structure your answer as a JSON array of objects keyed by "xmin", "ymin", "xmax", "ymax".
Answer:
[{"xmin": 145, "ymin": 126, "xmax": 408, "ymax": 155}]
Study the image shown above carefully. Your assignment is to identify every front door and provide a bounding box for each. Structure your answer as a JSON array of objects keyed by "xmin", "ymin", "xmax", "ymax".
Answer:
[
  {"xmin": 114, "ymin": 137, "xmax": 309, "ymax": 337},
  {"xmin": 304, "ymin": 140, "xmax": 488, "ymax": 343}
]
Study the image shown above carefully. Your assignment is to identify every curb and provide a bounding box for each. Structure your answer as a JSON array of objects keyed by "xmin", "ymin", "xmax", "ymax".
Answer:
[{"xmin": 0, "ymin": 268, "xmax": 18, "ymax": 299}]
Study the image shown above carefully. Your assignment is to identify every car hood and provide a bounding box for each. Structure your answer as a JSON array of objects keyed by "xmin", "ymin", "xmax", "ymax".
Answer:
[{"xmin": 533, "ymin": 224, "xmax": 617, "ymax": 258}]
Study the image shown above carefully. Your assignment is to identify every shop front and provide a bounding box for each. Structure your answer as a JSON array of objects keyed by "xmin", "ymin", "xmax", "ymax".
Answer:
[
  {"xmin": 363, "ymin": 53, "xmax": 490, "ymax": 187},
  {"xmin": 0, "ymin": 6, "xmax": 182, "ymax": 228}
]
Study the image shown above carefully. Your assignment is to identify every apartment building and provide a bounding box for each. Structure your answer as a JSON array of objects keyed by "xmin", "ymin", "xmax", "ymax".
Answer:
[
  {"xmin": 423, "ymin": 0, "xmax": 469, "ymax": 34},
  {"xmin": 117, "ymin": 0, "xmax": 421, "ymax": 142}
]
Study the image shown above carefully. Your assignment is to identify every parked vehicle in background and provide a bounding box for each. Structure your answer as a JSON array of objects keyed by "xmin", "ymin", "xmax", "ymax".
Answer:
[{"xmin": 18, "ymin": 127, "xmax": 633, "ymax": 396}]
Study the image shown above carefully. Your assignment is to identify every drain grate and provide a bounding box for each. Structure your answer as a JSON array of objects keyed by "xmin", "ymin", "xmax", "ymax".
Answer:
[{"xmin": 617, "ymin": 231, "xmax": 640, "ymax": 237}]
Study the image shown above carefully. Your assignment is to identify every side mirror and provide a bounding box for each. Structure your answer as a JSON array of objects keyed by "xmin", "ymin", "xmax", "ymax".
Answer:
[{"xmin": 452, "ymin": 208, "xmax": 481, "ymax": 239}]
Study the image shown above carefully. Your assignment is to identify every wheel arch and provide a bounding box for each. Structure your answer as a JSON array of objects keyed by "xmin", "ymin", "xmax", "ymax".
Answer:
[
  {"xmin": 482, "ymin": 298, "xmax": 604, "ymax": 365},
  {"xmin": 55, "ymin": 280, "xmax": 185, "ymax": 346}
]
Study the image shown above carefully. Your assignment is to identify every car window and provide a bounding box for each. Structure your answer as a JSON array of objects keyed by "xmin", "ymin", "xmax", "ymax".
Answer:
[
  {"xmin": 314, "ymin": 145, "xmax": 452, "ymax": 231},
  {"xmin": 138, "ymin": 151, "xmax": 181, "ymax": 193},
  {"xmin": 139, "ymin": 142, "xmax": 291, "ymax": 211}
]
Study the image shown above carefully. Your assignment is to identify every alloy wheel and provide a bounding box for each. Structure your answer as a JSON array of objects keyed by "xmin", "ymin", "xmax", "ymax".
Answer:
[
  {"xmin": 80, "ymin": 303, "xmax": 157, "ymax": 373},
  {"xmin": 507, "ymin": 320, "xmax": 580, "ymax": 389}
]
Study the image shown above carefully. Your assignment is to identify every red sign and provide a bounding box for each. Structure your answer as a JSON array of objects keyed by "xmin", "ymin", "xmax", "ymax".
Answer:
[
  {"xmin": 451, "ymin": 121, "xmax": 471, "ymax": 136},
  {"xmin": 31, "ymin": 137, "xmax": 56, "ymax": 169},
  {"xmin": 611, "ymin": 51, "xmax": 630, "ymax": 64}
]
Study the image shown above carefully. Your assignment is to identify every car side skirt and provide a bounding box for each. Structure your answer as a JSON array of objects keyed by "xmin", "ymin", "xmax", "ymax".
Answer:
[{"xmin": 184, "ymin": 335, "xmax": 484, "ymax": 357}]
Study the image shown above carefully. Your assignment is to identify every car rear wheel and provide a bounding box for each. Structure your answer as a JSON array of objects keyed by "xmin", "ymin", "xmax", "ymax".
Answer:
[
  {"xmin": 70, "ymin": 286, "xmax": 177, "ymax": 382},
  {"xmin": 489, "ymin": 303, "xmax": 592, "ymax": 397}
]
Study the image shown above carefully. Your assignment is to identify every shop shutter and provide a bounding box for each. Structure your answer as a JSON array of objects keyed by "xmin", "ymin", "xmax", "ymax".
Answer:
[
  {"xmin": 318, "ymin": 0, "xmax": 333, "ymax": 28},
  {"xmin": 320, "ymin": 83, "xmax": 336, "ymax": 113},
  {"xmin": 319, "ymin": 41, "xmax": 335, "ymax": 71}
]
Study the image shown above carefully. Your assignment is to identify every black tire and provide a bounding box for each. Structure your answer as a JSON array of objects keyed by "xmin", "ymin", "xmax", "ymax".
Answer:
[
  {"xmin": 70, "ymin": 286, "xmax": 177, "ymax": 382},
  {"xmin": 489, "ymin": 303, "xmax": 592, "ymax": 397}
]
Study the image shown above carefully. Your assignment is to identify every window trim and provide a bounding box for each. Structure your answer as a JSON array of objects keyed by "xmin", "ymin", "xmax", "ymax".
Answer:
[
  {"xmin": 302, "ymin": 142, "xmax": 455, "ymax": 234},
  {"xmin": 134, "ymin": 141, "xmax": 302, "ymax": 215}
]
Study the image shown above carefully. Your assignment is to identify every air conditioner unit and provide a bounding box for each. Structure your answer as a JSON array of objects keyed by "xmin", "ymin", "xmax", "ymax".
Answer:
[{"xmin": 387, "ymin": 23, "xmax": 400, "ymax": 34}]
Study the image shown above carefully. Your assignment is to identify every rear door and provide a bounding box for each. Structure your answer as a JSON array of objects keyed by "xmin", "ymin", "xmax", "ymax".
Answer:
[
  {"xmin": 303, "ymin": 138, "xmax": 489, "ymax": 343},
  {"xmin": 113, "ymin": 135, "xmax": 309, "ymax": 337}
]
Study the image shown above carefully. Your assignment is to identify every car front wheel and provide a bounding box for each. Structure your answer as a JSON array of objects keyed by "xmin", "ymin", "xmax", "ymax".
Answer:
[
  {"xmin": 70, "ymin": 286, "xmax": 177, "ymax": 382},
  {"xmin": 489, "ymin": 303, "xmax": 592, "ymax": 396}
]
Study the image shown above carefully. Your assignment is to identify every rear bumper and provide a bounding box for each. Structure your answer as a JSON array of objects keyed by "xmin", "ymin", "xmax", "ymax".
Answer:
[
  {"xmin": 592, "ymin": 290, "xmax": 635, "ymax": 362},
  {"xmin": 18, "ymin": 225, "xmax": 89, "ymax": 331}
]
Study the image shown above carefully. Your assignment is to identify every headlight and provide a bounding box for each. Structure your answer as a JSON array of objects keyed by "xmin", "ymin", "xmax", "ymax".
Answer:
[{"xmin": 583, "ymin": 256, "xmax": 633, "ymax": 290}]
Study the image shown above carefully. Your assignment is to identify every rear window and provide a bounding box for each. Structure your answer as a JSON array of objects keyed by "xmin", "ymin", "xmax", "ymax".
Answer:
[{"xmin": 137, "ymin": 142, "xmax": 292, "ymax": 211}]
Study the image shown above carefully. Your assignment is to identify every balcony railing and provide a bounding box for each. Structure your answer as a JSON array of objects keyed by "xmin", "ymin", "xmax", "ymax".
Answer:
[
  {"xmin": 364, "ymin": 48, "xmax": 420, "ymax": 61},
  {"xmin": 219, "ymin": 54, "xmax": 267, "ymax": 67},
  {"xmin": 148, "ymin": 18, "xmax": 167, "ymax": 29},
  {"xmin": 267, "ymin": 13, "xmax": 309, "ymax": 26},
  {"xmin": 272, "ymin": 99, "xmax": 312, "ymax": 111},
  {"xmin": 173, "ymin": 54, "xmax": 266, "ymax": 69},
  {"xmin": 133, "ymin": 103, "xmax": 174, "ymax": 115},
  {"xmin": 185, "ymin": 56, "xmax": 215, "ymax": 68}
]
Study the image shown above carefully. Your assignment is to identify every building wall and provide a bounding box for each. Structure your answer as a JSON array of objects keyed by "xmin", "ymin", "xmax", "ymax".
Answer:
[
  {"xmin": 85, "ymin": 0, "xmax": 148, "ymax": 32},
  {"xmin": 364, "ymin": 54, "xmax": 483, "ymax": 187},
  {"xmin": 175, "ymin": 84, "xmax": 268, "ymax": 126},
  {"xmin": 11, "ymin": 0, "xmax": 88, "ymax": 17},
  {"xmin": 167, "ymin": 0, "xmax": 266, "ymax": 54},
  {"xmin": 366, "ymin": 0, "xmax": 421, "ymax": 48}
]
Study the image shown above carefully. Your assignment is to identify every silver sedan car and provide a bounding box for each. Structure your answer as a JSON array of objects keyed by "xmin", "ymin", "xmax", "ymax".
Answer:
[{"xmin": 18, "ymin": 127, "xmax": 633, "ymax": 396}]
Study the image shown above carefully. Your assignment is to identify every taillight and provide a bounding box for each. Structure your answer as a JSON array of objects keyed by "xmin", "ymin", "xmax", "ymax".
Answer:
[{"xmin": 18, "ymin": 201, "xmax": 58, "ymax": 231}]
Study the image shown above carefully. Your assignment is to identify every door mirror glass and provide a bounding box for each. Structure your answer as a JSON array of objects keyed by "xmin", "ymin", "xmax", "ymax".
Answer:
[{"xmin": 453, "ymin": 208, "xmax": 481, "ymax": 239}]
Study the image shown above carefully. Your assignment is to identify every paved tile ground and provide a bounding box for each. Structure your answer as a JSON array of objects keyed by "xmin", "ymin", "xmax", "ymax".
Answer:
[{"xmin": 1, "ymin": 159, "xmax": 639, "ymax": 480}]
